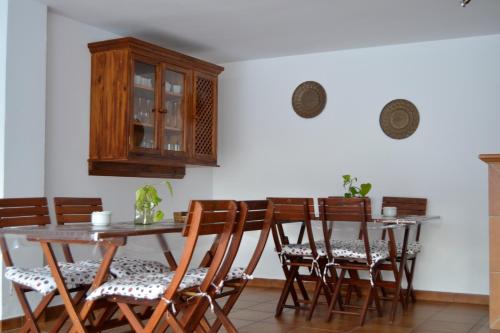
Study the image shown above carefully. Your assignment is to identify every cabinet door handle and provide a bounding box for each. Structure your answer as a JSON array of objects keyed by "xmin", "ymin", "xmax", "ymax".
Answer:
[{"xmin": 152, "ymin": 108, "xmax": 167, "ymax": 113}]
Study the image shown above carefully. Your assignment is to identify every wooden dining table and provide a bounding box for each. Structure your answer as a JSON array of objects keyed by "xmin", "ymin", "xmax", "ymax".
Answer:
[{"xmin": 0, "ymin": 220, "xmax": 186, "ymax": 333}]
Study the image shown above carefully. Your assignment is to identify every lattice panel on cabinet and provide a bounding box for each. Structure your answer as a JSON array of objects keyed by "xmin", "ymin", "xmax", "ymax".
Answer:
[{"xmin": 195, "ymin": 77, "xmax": 215, "ymax": 157}]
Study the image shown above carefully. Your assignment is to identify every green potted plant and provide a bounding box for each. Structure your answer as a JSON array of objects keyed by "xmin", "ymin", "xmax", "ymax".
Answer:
[
  {"xmin": 342, "ymin": 175, "xmax": 372, "ymax": 198},
  {"xmin": 134, "ymin": 180, "xmax": 173, "ymax": 225}
]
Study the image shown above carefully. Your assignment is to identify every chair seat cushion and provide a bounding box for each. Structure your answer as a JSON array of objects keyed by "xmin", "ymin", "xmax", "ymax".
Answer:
[
  {"xmin": 86, "ymin": 271, "xmax": 201, "ymax": 301},
  {"xmin": 110, "ymin": 257, "xmax": 170, "ymax": 277},
  {"xmin": 279, "ymin": 239, "xmax": 418, "ymax": 264},
  {"xmin": 5, "ymin": 260, "xmax": 100, "ymax": 295},
  {"xmin": 280, "ymin": 243, "xmax": 327, "ymax": 257},
  {"xmin": 330, "ymin": 240, "xmax": 389, "ymax": 264},
  {"xmin": 5, "ymin": 256, "xmax": 169, "ymax": 296},
  {"xmin": 185, "ymin": 267, "xmax": 246, "ymax": 281},
  {"xmin": 372, "ymin": 240, "xmax": 422, "ymax": 257}
]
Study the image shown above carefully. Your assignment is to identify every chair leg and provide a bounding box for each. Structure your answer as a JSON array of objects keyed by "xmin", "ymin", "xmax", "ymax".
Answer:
[
  {"xmin": 347, "ymin": 270, "xmax": 363, "ymax": 300},
  {"xmin": 280, "ymin": 261, "xmax": 301, "ymax": 307},
  {"xmin": 17, "ymin": 291, "xmax": 55, "ymax": 333},
  {"xmin": 326, "ymin": 269, "xmax": 346, "ymax": 322},
  {"xmin": 372, "ymin": 285, "xmax": 384, "ymax": 317},
  {"xmin": 198, "ymin": 317, "xmax": 211, "ymax": 332},
  {"xmin": 275, "ymin": 264, "xmax": 299, "ymax": 316},
  {"xmin": 306, "ymin": 280, "xmax": 322, "ymax": 321},
  {"xmin": 359, "ymin": 286, "xmax": 374, "ymax": 326},
  {"xmin": 405, "ymin": 258, "xmax": 417, "ymax": 304},
  {"xmin": 213, "ymin": 301, "xmax": 238, "ymax": 333},
  {"xmin": 209, "ymin": 280, "xmax": 250, "ymax": 333},
  {"xmin": 13, "ymin": 284, "xmax": 43, "ymax": 333},
  {"xmin": 47, "ymin": 289, "xmax": 88, "ymax": 333}
]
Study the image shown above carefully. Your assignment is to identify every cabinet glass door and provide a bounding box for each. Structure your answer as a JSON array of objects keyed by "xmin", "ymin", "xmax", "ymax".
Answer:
[
  {"xmin": 132, "ymin": 61, "xmax": 157, "ymax": 151},
  {"xmin": 162, "ymin": 67, "xmax": 189, "ymax": 156}
]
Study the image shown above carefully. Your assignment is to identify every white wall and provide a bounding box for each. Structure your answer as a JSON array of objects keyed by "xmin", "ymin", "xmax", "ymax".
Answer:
[
  {"xmin": 0, "ymin": 0, "xmax": 7, "ymax": 319},
  {"xmin": 214, "ymin": 35, "xmax": 500, "ymax": 295},
  {"xmin": 1, "ymin": 0, "xmax": 47, "ymax": 319}
]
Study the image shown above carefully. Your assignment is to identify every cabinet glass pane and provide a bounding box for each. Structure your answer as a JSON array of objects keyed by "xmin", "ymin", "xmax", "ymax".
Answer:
[
  {"xmin": 163, "ymin": 70, "xmax": 185, "ymax": 152},
  {"xmin": 132, "ymin": 62, "xmax": 156, "ymax": 150}
]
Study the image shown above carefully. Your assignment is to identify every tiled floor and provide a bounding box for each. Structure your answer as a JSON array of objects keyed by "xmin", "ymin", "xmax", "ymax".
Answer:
[
  {"xmin": 219, "ymin": 287, "xmax": 493, "ymax": 333},
  {"xmin": 6, "ymin": 287, "xmax": 497, "ymax": 333}
]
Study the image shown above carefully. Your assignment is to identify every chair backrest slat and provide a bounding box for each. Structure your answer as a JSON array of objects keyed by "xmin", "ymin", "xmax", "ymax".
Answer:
[
  {"xmin": 183, "ymin": 200, "xmax": 238, "ymax": 236},
  {"xmin": 381, "ymin": 196, "xmax": 428, "ymax": 241},
  {"xmin": 320, "ymin": 197, "xmax": 368, "ymax": 223},
  {"xmin": 268, "ymin": 197, "xmax": 320, "ymax": 257},
  {"xmin": 0, "ymin": 198, "xmax": 50, "ymax": 228},
  {"xmin": 382, "ymin": 197, "xmax": 427, "ymax": 216},
  {"xmin": 0, "ymin": 197, "xmax": 51, "ymax": 267},
  {"xmin": 54, "ymin": 197, "xmax": 103, "ymax": 225}
]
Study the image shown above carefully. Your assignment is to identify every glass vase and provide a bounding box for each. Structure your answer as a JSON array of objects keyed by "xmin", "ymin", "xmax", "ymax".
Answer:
[{"xmin": 134, "ymin": 204, "xmax": 156, "ymax": 225}]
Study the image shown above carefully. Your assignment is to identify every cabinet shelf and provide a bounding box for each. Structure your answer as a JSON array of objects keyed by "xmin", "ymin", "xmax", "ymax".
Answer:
[
  {"xmin": 133, "ymin": 121, "xmax": 154, "ymax": 128},
  {"xmin": 165, "ymin": 92, "xmax": 183, "ymax": 98},
  {"xmin": 134, "ymin": 84, "xmax": 154, "ymax": 91},
  {"xmin": 165, "ymin": 126, "xmax": 182, "ymax": 132}
]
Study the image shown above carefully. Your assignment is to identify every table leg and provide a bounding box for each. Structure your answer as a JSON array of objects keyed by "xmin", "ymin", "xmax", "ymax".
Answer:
[
  {"xmin": 389, "ymin": 226, "xmax": 410, "ymax": 322},
  {"xmin": 41, "ymin": 241, "xmax": 87, "ymax": 333},
  {"xmin": 156, "ymin": 234, "xmax": 178, "ymax": 270},
  {"xmin": 68, "ymin": 241, "xmax": 120, "ymax": 333}
]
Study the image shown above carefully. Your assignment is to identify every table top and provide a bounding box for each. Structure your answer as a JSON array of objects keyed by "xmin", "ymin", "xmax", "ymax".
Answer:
[
  {"xmin": 370, "ymin": 215, "xmax": 440, "ymax": 225},
  {"xmin": 0, "ymin": 220, "xmax": 185, "ymax": 242}
]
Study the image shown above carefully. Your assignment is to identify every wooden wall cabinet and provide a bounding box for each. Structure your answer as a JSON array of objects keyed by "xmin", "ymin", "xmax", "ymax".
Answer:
[{"xmin": 88, "ymin": 37, "xmax": 223, "ymax": 178}]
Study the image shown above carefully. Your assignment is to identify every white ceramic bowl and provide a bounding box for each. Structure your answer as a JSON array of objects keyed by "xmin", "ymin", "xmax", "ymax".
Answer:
[
  {"xmin": 382, "ymin": 206, "xmax": 397, "ymax": 217},
  {"xmin": 91, "ymin": 211, "xmax": 112, "ymax": 226}
]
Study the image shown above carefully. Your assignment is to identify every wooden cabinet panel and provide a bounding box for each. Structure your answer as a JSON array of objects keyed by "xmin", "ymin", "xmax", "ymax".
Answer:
[
  {"xmin": 89, "ymin": 49, "xmax": 130, "ymax": 160},
  {"xmin": 193, "ymin": 72, "xmax": 217, "ymax": 164},
  {"xmin": 88, "ymin": 37, "xmax": 223, "ymax": 178}
]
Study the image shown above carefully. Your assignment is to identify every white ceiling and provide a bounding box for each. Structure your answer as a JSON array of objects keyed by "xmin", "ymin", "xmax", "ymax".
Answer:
[{"xmin": 39, "ymin": 0, "xmax": 500, "ymax": 63}]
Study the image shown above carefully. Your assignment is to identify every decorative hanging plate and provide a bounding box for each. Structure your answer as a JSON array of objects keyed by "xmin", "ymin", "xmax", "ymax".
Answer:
[
  {"xmin": 292, "ymin": 81, "xmax": 327, "ymax": 118},
  {"xmin": 379, "ymin": 99, "xmax": 420, "ymax": 139}
]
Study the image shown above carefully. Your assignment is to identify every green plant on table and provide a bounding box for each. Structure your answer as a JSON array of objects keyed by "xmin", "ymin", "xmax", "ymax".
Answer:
[
  {"xmin": 342, "ymin": 174, "xmax": 372, "ymax": 198},
  {"xmin": 135, "ymin": 180, "xmax": 173, "ymax": 224}
]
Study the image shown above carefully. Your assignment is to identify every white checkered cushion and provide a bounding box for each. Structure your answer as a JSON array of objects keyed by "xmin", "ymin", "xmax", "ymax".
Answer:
[
  {"xmin": 5, "ymin": 260, "xmax": 100, "ymax": 295},
  {"xmin": 86, "ymin": 271, "xmax": 201, "ymax": 301}
]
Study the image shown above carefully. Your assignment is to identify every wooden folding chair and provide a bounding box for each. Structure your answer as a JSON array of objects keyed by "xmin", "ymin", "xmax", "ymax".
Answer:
[
  {"xmin": 320, "ymin": 197, "xmax": 399, "ymax": 326},
  {"xmin": 85, "ymin": 200, "xmax": 238, "ymax": 333},
  {"xmin": 268, "ymin": 197, "xmax": 331, "ymax": 320},
  {"xmin": 380, "ymin": 196, "xmax": 427, "ymax": 304},
  {"xmin": 0, "ymin": 197, "xmax": 90, "ymax": 333},
  {"xmin": 181, "ymin": 200, "xmax": 274, "ymax": 332},
  {"xmin": 54, "ymin": 197, "xmax": 172, "ymax": 275}
]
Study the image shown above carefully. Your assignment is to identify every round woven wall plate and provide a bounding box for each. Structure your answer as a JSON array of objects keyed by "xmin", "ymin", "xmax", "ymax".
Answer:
[
  {"xmin": 379, "ymin": 99, "xmax": 420, "ymax": 139},
  {"xmin": 292, "ymin": 81, "xmax": 327, "ymax": 118}
]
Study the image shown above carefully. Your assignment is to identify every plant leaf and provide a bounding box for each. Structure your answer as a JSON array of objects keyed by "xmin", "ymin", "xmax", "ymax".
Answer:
[
  {"xmin": 153, "ymin": 210, "xmax": 164, "ymax": 222},
  {"xmin": 359, "ymin": 183, "xmax": 372, "ymax": 197},
  {"xmin": 344, "ymin": 193, "xmax": 352, "ymax": 198},
  {"xmin": 163, "ymin": 180, "xmax": 174, "ymax": 196},
  {"xmin": 349, "ymin": 186, "xmax": 359, "ymax": 197}
]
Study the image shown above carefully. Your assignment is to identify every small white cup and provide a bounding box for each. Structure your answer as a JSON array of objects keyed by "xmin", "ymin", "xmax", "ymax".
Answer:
[
  {"xmin": 91, "ymin": 211, "xmax": 112, "ymax": 226},
  {"xmin": 383, "ymin": 207, "xmax": 397, "ymax": 217}
]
